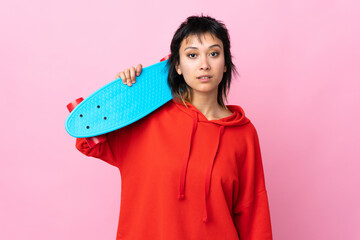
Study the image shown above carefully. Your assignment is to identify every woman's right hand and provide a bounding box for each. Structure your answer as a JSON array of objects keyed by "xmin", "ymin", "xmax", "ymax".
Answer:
[{"xmin": 115, "ymin": 64, "xmax": 143, "ymax": 87}]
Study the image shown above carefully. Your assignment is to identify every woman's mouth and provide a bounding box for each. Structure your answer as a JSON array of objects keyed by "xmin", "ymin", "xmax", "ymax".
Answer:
[{"xmin": 197, "ymin": 76, "xmax": 212, "ymax": 82}]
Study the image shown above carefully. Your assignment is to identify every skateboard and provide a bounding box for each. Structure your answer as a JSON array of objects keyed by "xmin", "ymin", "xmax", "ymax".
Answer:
[{"xmin": 65, "ymin": 59, "xmax": 172, "ymax": 138}]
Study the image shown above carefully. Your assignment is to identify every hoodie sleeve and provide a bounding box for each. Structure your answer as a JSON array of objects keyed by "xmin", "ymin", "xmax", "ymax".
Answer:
[
  {"xmin": 233, "ymin": 124, "xmax": 273, "ymax": 240},
  {"xmin": 75, "ymin": 124, "xmax": 132, "ymax": 167}
]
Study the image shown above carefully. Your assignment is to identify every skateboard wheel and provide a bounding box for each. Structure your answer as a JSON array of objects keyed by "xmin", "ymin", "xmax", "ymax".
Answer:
[
  {"xmin": 83, "ymin": 135, "xmax": 107, "ymax": 148},
  {"xmin": 160, "ymin": 54, "xmax": 171, "ymax": 62},
  {"xmin": 67, "ymin": 97, "xmax": 84, "ymax": 112}
]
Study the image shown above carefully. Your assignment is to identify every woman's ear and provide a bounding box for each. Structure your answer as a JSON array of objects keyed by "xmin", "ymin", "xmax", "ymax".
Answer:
[
  {"xmin": 175, "ymin": 62, "xmax": 182, "ymax": 75},
  {"xmin": 224, "ymin": 65, "xmax": 227, "ymax": 72}
]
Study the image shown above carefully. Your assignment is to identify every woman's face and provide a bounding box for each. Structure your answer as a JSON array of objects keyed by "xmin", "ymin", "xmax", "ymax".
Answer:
[{"xmin": 176, "ymin": 32, "xmax": 227, "ymax": 96}]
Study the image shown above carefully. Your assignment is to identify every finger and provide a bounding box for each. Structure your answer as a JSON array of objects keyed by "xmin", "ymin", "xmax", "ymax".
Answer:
[
  {"xmin": 119, "ymin": 72, "xmax": 126, "ymax": 84},
  {"xmin": 130, "ymin": 66, "xmax": 136, "ymax": 83},
  {"xmin": 136, "ymin": 64, "xmax": 142, "ymax": 76},
  {"xmin": 124, "ymin": 69, "xmax": 131, "ymax": 84}
]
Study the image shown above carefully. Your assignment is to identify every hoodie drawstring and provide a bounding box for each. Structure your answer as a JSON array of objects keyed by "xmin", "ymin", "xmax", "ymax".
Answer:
[
  {"xmin": 203, "ymin": 125, "xmax": 224, "ymax": 223},
  {"xmin": 178, "ymin": 111, "xmax": 198, "ymax": 200},
  {"xmin": 178, "ymin": 110, "xmax": 225, "ymax": 223}
]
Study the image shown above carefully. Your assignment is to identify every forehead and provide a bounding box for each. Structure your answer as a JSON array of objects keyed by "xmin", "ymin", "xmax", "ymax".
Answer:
[{"xmin": 181, "ymin": 32, "xmax": 223, "ymax": 48}]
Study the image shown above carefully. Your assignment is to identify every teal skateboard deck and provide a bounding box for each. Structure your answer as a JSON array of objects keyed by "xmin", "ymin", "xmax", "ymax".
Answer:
[{"xmin": 65, "ymin": 59, "xmax": 172, "ymax": 138}]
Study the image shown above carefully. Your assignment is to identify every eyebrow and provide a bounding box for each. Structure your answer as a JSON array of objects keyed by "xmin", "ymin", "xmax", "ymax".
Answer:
[{"xmin": 184, "ymin": 44, "xmax": 222, "ymax": 51}]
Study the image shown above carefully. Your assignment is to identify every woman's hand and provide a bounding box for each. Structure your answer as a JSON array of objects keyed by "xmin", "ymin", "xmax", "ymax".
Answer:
[{"xmin": 115, "ymin": 64, "xmax": 143, "ymax": 87}]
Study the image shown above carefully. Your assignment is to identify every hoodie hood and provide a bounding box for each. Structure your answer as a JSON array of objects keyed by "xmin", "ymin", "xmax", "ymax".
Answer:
[{"xmin": 171, "ymin": 99, "xmax": 250, "ymax": 223}]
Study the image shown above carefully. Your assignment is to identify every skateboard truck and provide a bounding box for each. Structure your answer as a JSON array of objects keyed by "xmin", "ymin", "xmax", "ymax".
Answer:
[{"xmin": 67, "ymin": 97, "xmax": 107, "ymax": 148}]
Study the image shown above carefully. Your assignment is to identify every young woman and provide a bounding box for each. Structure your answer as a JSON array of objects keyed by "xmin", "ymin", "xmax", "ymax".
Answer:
[{"xmin": 76, "ymin": 15, "xmax": 273, "ymax": 239}]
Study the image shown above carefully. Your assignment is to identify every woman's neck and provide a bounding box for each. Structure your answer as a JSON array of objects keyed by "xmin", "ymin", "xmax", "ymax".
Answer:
[{"xmin": 190, "ymin": 91, "xmax": 230, "ymax": 121}]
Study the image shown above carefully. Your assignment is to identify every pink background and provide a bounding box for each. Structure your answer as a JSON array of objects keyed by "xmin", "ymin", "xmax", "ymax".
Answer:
[{"xmin": 1, "ymin": 0, "xmax": 359, "ymax": 239}]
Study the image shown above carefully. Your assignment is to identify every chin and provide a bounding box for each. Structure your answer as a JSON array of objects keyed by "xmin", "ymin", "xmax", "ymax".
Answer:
[{"xmin": 191, "ymin": 86, "xmax": 218, "ymax": 94}]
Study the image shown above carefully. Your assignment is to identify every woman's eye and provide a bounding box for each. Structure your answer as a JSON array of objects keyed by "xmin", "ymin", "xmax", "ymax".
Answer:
[
  {"xmin": 188, "ymin": 53, "xmax": 196, "ymax": 58},
  {"xmin": 210, "ymin": 52, "xmax": 219, "ymax": 57}
]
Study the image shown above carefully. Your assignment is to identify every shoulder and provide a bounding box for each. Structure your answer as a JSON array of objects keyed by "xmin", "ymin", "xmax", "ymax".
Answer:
[{"xmin": 133, "ymin": 99, "xmax": 183, "ymax": 126}]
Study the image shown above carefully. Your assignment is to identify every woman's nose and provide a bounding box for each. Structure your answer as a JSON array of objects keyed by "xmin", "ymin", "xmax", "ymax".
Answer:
[{"xmin": 199, "ymin": 56, "xmax": 210, "ymax": 70}]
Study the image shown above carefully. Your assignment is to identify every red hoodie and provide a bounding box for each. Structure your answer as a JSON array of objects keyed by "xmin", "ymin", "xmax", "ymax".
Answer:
[{"xmin": 75, "ymin": 99, "xmax": 273, "ymax": 240}]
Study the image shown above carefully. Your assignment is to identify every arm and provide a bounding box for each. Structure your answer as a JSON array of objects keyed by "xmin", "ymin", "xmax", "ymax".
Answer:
[
  {"xmin": 233, "ymin": 124, "xmax": 273, "ymax": 239},
  {"xmin": 67, "ymin": 97, "xmax": 124, "ymax": 167},
  {"xmin": 75, "ymin": 130, "xmax": 120, "ymax": 167}
]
